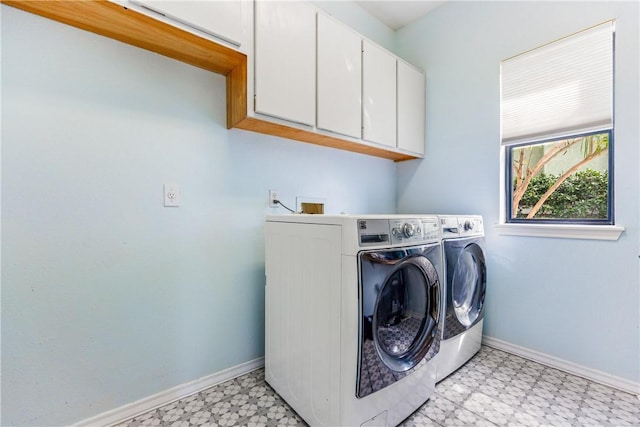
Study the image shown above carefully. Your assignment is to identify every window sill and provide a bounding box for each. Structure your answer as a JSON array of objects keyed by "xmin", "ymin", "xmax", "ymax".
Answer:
[{"xmin": 493, "ymin": 223, "xmax": 625, "ymax": 241}]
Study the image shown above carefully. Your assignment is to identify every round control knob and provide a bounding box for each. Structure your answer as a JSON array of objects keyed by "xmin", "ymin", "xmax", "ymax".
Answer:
[
  {"xmin": 464, "ymin": 220, "xmax": 474, "ymax": 231},
  {"xmin": 402, "ymin": 223, "xmax": 415, "ymax": 238}
]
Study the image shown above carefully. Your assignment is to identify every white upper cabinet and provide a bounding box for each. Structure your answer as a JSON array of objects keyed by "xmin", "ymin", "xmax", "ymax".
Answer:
[
  {"xmin": 317, "ymin": 13, "xmax": 362, "ymax": 139},
  {"xmin": 397, "ymin": 61, "xmax": 426, "ymax": 155},
  {"xmin": 130, "ymin": 0, "xmax": 244, "ymax": 48},
  {"xmin": 254, "ymin": 1, "xmax": 316, "ymax": 126},
  {"xmin": 362, "ymin": 40, "xmax": 397, "ymax": 148}
]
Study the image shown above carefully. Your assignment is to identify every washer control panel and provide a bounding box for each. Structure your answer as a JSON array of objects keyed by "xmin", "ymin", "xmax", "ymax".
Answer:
[
  {"xmin": 358, "ymin": 219, "xmax": 391, "ymax": 246},
  {"xmin": 357, "ymin": 217, "xmax": 441, "ymax": 247},
  {"xmin": 390, "ymin": 218, "xmax": 440, "ymax": 245}
]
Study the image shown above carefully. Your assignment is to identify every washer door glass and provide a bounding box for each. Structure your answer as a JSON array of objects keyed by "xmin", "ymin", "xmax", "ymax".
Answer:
[
  {"xmin": 373, "ymin": 255, "xmax": 439, "ymax": 373},
  {"xmin": 452, "ymin": 243, "xmax": 486, "ymax": 327}
]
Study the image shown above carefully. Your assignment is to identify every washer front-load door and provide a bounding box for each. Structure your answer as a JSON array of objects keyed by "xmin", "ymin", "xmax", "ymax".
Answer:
[
  {"xmin": 358, "ymin": 250, "xmax": 440, "ymax": 398},
  {"xmin": 444, "ymin": 240, "xmax": 486, "ymax": 339}
]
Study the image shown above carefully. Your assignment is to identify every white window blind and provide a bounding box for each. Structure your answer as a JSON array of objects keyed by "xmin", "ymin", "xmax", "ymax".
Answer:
[{"xmin": 501, "ymin": 21, "xmax": 614, "ymax": 145}]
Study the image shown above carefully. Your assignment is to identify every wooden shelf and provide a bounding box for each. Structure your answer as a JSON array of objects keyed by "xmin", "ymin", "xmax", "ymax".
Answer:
[
  {"xmin": 3, "ymin": 0, "xmax": 419, "ymax": 162},
  {"xmin": 235, "ymin": 117, "xmax": 416, "ymax": 161}
]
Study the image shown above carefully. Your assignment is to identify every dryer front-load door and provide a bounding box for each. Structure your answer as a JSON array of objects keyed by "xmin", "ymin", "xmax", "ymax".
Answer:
[{"xmin": 451, "ymin": 243, "xmax": 486, "ymax": 328}]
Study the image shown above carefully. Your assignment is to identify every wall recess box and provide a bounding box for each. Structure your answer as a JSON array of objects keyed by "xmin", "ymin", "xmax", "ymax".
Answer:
[{"xmin": 296, "ymin": 197, "xmax": 326, "ymax": 214}]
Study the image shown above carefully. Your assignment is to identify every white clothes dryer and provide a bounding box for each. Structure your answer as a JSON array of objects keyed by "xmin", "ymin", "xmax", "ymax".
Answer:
[
  {"xmin": 435, "ymin": 215, "xmax": 487, "ymax": 383},
  {"xmin": 264, "ymin": 215, "xmax": 443, "ymax": 427}
]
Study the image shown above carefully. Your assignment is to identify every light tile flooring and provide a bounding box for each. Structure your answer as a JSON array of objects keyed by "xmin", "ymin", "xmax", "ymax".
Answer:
[{"xmin": 115, "ymin": 346, "xmax": 639, "ymax": 427}]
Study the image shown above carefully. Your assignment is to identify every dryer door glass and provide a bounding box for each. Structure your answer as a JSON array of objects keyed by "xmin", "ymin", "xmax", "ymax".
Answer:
[
  {"xmin": 372, "ymin": 255, "xmax": 439, "ymax": 373},
  {"xmin": 452, "ymin": 243, "xmax": 486, "ymax": 327}
]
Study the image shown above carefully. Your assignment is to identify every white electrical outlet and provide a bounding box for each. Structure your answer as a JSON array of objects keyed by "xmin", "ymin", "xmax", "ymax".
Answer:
[
  {"xmin": 164, "ymin": 184, "xmax": 180, "ymax": 207},
  {"xmin": 269, "ymin": 190, "xmax": 279, "ymax": 208}
]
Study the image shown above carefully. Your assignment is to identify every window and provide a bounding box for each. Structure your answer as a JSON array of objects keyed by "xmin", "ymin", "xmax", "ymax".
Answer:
[
  {"xmin": 501, "ymin": 22, "xmax": 615, "ymax": 225},
  {"xmin": 507, "ymin": 130, "xmax": 611, "ymax": 222}
]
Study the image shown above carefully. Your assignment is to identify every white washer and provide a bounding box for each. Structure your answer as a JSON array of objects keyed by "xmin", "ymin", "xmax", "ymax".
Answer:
[
  {"xmin": 435, "ymin": 215, "xmax": 487, "ymax": 382},
  {"xmin": 264, "ymin": 215, "xmax": 443, "ymax": 427}
]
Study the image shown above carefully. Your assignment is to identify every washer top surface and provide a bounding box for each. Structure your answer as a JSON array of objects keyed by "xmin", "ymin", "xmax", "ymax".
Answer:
[
  {"xmin": 266, "ymin": 214, "xmax": 441, "ymax": 254},
  {"xmin": 266, "ymin": 213, "xmax": 437, "ymax": 223}
]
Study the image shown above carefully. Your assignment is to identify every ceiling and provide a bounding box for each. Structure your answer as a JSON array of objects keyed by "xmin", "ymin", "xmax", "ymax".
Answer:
[{"xmin": 355, "ymin": 1, "xmax": 447, "ymax": 30}]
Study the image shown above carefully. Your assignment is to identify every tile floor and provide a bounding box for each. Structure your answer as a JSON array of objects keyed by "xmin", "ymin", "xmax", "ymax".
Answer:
[{"xmin": 115, "ymin": 346, "xmax": 639, "ymax": 427}]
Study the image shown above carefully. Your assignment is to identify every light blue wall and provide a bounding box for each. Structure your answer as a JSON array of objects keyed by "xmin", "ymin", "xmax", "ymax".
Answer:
[
  {"xmin": 0, "ymin": 5, "xmax": 396, "ymax": 426},
  {"xmin": 395, "ymin": 1, "xmax": 639, "ymax": 384},
  {"xmin": 313, "ymin": 1, "xmax": 396, "ymax": 51}
]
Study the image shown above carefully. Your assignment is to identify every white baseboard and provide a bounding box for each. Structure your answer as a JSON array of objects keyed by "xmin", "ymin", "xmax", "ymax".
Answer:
[
  {"xmin": 71, "ymin": 357, "xmax": 265, "ymax": 427},
  {"xmin": 482, "ymin": 335, "xmax": 639, "ymax": 396}
]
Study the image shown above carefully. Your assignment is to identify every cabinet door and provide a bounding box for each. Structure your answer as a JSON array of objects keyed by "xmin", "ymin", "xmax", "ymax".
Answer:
[
  {"xmin": 255, "ymin": 1, "xmax": 316, "ymax": 126},
  {"xmin": 397, "ymin": 62, "xmax": 426, "ymax": 155},
  {"xmin": 362, "ymin": 41, "xmax": 396, "ymax": 148},
  {"xmin": 317, "ymin": 13, "xmax": 361, "ymax": 139},
  {"xmin": 131, "ymin": 0, "xmax": 243, "ymax": 47}
]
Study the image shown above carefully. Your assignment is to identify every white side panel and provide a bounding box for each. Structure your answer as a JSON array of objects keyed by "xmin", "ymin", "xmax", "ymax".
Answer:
[
  {"xmin": 255, "ymin": 1, "xmax": 316, "ymax": 125},
  {"xmin": 317, "ymin": 13, "xmax": 362, "ymax": 139},
  {"xmin": 362, "ymin": 41, "xmax": 396, "ymax": 148},
  {"xmin": 131, "ymin": 0, "xmax": 243, "ymax": 47},
  {"xmin": 264, "ymin": 222, "xmax": 341, "ymax": 426},
  {"xmin": 397, "ymin": 61, "xmax": 426, "ymax": 155}
]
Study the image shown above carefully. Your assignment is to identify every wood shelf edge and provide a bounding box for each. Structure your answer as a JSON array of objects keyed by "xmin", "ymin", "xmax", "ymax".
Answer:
[{"xmin": 234, "ymin": 117, "xmax": 419, "ymax": 162}]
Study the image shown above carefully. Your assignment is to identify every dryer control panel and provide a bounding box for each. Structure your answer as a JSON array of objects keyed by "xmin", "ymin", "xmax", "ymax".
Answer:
[
  {"xmin": 440, "ymin": 215, "xmax": 484, "ymax": 238},
  {"xmin": 459, "ymin": 216, "xmax": 484, "ymax": 236}
]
